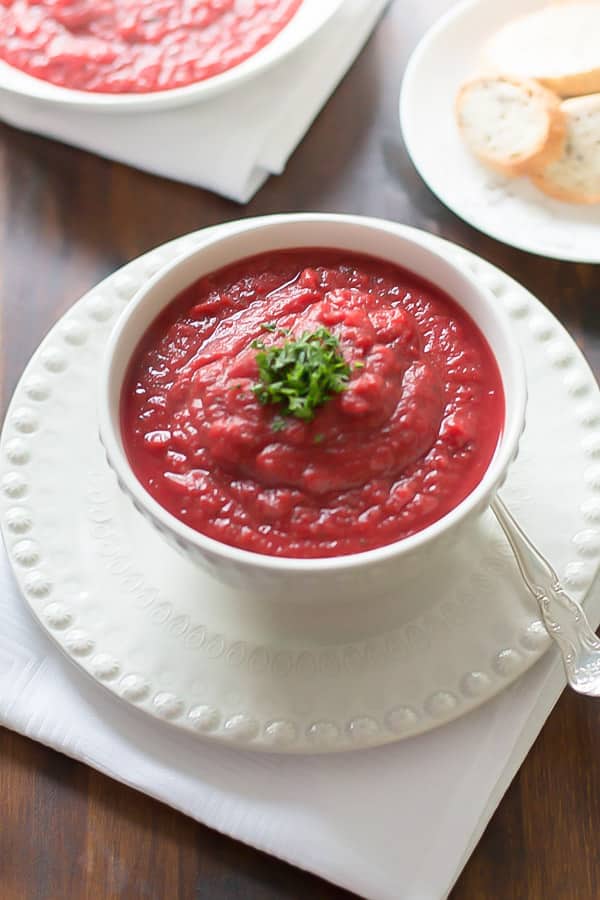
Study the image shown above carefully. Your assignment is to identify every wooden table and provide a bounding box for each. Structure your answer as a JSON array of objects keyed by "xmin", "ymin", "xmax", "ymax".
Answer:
[{"xmin": 2, "ymin": 2, "xmax": 600, "ymax": 898}]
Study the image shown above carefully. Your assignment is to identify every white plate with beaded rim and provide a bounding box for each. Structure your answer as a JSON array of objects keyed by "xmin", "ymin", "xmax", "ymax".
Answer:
[
  {"xmin": 2, "ymin": 216, "xmax": 600, "ymax": 754},
  {"xmin": 0, "ymin": 0, "xmax": 344, "ymax": 113},
  {"xmin": 400, "ymin": 0, "xmax": 600, "ymax": 263}
]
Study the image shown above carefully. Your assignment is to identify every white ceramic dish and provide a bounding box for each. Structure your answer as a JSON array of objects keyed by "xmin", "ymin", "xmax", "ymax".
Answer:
[
  {"xmin": 1, "ymin": 220, "xmax": 599, "ymax": 752},
  {"xmin": 98, "ymin": 214, "xmax": 527, "ymax": 599},
  {"xmin": 400, "ymin": 0, "xmax": 600, "ymax": 263},
  {"xmin": 0, "ymin": 0, "xmax": 344, "ymax": 113}
]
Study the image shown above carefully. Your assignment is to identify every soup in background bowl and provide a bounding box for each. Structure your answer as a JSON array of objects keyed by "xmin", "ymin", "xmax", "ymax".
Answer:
[{"xmin": 0, "ymin": 0, "xmax": 303, "ymax": 94}]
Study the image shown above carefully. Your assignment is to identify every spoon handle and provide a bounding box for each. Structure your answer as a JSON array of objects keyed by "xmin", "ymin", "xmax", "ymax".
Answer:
[{"xmin": 490, "ymin": 495, "xmax": 600, "ymax": 696}]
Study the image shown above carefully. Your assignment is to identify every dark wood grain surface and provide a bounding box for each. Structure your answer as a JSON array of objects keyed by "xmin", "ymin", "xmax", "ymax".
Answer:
[{"xmin": 2, "ymin": 2, "xmax": 600, "ymax": 898}]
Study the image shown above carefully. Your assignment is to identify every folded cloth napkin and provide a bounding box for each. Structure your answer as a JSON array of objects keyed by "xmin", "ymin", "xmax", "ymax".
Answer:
[
  {"xmin": 0, "ymin": 0, "xmax": 387, "ymax": 203},
  {"xmin": 1, "ymin": 542, "xmax": 596, "ymax": 900}
]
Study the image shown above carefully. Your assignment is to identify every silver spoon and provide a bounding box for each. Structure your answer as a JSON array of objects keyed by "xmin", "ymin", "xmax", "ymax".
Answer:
[{"xmin": 490, "ymin": 495, "xmax": 600, "ymax": 696}]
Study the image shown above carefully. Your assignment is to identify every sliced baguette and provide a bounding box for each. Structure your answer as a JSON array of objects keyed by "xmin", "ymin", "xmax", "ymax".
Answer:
[
  {"xmin": 455, "ymin": 76, "xmax": 566, "ymax": 176},
  {"xmin": 531, "ymin": 93, "xmax": 600, "ymax": 204},
  {"xmin": 482, "ymin": 2, "xmax": 600, "ymax": 98}
]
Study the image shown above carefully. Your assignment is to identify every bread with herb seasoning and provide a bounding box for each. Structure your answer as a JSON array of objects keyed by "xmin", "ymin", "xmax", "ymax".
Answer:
[
  {"xmin": 455, "ymin": 75, "xmax": 566, "ymax": 176},
  {"xmin": 530, "ymin": 93, "xmax": 600, "ymax": 204}
]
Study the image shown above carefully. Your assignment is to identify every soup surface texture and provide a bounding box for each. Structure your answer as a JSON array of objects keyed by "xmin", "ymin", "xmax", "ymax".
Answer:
[
  {"xmin": 0, "ymin": 0, "xmax": 302, "ymax": 93},
  {"xmin": 121, "ymin": 248, "xmax": 505, "ymax": 558}
]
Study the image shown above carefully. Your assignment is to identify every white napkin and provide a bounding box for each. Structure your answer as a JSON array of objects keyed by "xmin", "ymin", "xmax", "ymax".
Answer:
[
  {"xmin": 0, "ymin": 0, "xmax": 387, "ymax": 203},
  {"xmin": 1, "ymin": 541, "xmax": 595, "ymax": 900}
]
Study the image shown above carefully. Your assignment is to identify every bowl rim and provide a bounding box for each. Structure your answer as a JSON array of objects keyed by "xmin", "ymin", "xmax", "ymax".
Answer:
[
  {"xmin": 0, "ymin": 0, "xmax": 344, "ymax": 114},
  {"xmin": 98, "ymin": 212, "xmax": 528, "ymax": 572}
]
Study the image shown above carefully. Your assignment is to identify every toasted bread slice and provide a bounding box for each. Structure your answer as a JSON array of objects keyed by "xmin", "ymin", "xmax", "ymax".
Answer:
[
  {"xmin": 531, "ymin": 93, "xmax": 600, "ymax": 204},
  {"xmin": 482, "ymin": 2, "xmax": 600, "ymax": 98},
  {"xmin": 456, "ymin": 76, "xmax": 566, "ymax": 176}
]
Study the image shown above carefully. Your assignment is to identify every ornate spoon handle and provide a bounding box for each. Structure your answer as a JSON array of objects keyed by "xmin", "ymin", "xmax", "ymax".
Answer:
[{"xmin": 490, "ymin": 495, "xmax": 600, "ymax": 696}]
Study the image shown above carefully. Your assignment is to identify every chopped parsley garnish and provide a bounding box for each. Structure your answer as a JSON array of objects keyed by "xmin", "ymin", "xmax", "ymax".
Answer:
[{"xmin": 252, "ymin": 327, "xmax": 351, "ymax": 422}]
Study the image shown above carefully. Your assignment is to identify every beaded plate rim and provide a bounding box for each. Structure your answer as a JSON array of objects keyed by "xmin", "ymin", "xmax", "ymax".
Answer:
[{"xmin": 1, "ymin": 216, "xmax": 600, "ymax": 753}]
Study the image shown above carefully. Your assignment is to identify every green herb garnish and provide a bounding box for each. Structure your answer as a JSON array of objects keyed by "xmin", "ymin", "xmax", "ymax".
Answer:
[
  {"xmin": 260, "ymin": 322, "xmax": 278, "ymax": 332},
  {"xmin": 252, "ymin": 326, "xmax": 351, "ymax": 422},
  {"xmin": 272, "ymin": 416, "xmax": 286, "ymax": 432}
]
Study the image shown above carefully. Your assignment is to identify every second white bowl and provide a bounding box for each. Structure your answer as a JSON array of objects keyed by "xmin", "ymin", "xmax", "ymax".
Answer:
[{"xmin": 0, "ymin": 0, "xmax": 344, "ymax": 113}]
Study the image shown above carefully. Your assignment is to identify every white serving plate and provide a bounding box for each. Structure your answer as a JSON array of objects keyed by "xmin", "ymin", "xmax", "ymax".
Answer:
[
  {"xmin": 1, "ymin": 218, "xmax": 600, "ymax": 753},
  {"xmin": 400, "ymin": 0, "xmax": 600, "ymax": 263},
  {"xmin": 0, "ymin": 0, "xmax": 344, "ymax": 113}
]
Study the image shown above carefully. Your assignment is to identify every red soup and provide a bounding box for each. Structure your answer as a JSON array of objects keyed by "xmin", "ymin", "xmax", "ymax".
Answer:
[
  {"xmin": 121, "ymin": 249, "xmax": 505, "ymax": 559},
  {"xmin": 0, "ymin": 0, "xmax": 302, "ymax": 94}
]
